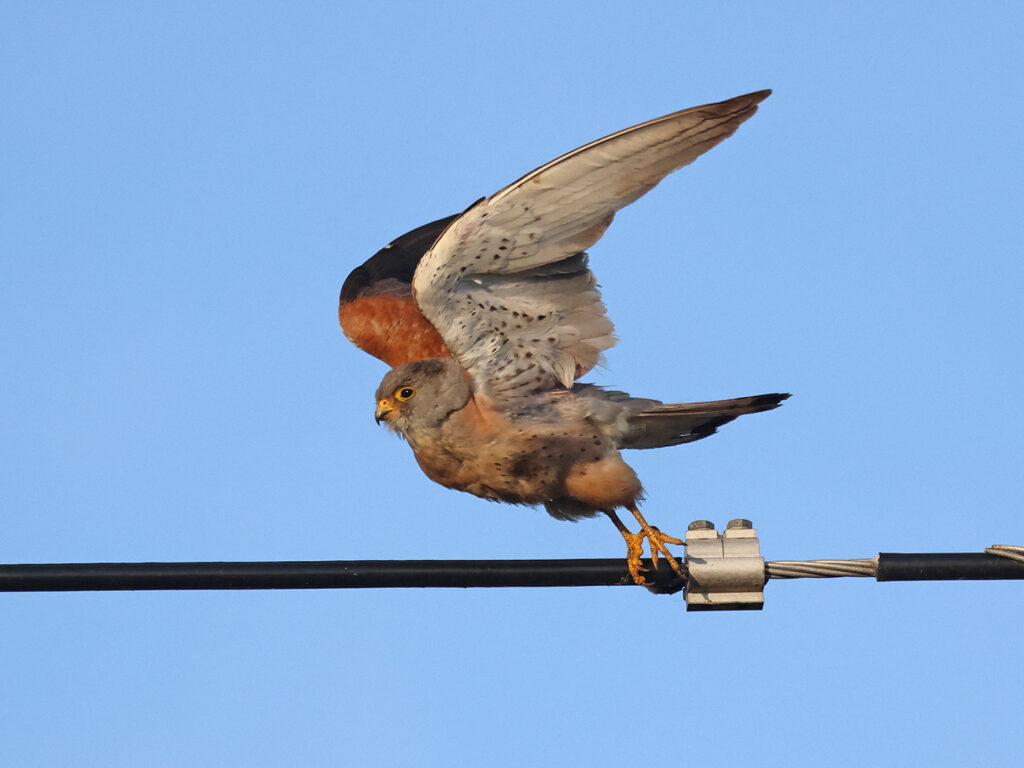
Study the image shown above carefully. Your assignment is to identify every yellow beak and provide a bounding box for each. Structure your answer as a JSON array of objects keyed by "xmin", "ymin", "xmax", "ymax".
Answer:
[{"xmin": 374, "ymin": 399, "xmax": 394, "ymax": 424}]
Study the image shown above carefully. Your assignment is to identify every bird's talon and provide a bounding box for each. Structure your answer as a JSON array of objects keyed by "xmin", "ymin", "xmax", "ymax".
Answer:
[{"xmin": 613, "ymin": 518, "xmax": 685, "ymax": 586}]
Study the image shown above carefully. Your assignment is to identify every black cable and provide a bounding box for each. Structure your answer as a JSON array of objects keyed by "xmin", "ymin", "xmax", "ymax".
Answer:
[
  {"xmin": 0, "ymin": 552, "xmax": 1019, "ymax": 593},
  {"xmin": 0, "ymin": 558, "xmax": 685, "ymax": 592},
  {"xmin": 876, "ymin": 552, "xmax": 1024, "ymax": 581}
]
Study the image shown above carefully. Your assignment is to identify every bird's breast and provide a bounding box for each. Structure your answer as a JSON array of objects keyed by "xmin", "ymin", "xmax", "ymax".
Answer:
[{"xmin": 405, "ymin": 398, "xmax": 610, "ymax": 505}]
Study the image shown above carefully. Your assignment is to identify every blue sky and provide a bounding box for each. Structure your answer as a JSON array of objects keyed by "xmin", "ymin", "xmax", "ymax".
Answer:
[{"xmin": 2, "ymin": 2, "xmax": 1022, "ymax": 765}]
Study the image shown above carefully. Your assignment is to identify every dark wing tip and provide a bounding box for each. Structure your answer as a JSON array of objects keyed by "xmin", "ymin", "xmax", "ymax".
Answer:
[
  {"xmin": 339, "ymin": 265, "xmax": 368, "ymax": 305},
  {"xmin": 339, "ymin": 213, "xmax": 460, "ymax": 305},
  {"xmin": 752, "ymin": 392, "xmax": 791, "ymax": 410},
  {"xmin": 718, "ymin": 393, "xmax": 789, "ymax": 420}
]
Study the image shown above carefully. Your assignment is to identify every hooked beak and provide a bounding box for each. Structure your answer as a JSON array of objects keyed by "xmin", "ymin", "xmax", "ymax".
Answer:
[{"xmin": 374, "ymin": 398, "xmax": 393, "ymax": 425}]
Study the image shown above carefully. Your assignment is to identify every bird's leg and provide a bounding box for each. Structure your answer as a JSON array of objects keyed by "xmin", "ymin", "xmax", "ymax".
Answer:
[
  {"xmin": 625, "ymin": 504, "xmax": 686, "ymax": 582},
  {"xmin": 605, "ymin": 510, "xmax": 649, "ymax": 585}
]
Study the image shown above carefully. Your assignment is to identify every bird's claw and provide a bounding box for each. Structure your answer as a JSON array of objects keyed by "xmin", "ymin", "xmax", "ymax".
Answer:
[
  {"xmin": 621, "ymin": 531, "xmax": 649, "ymax": 584},
  {"xmin": 621, "ymin": 527, "xmax": 684, "ymax": 586}
]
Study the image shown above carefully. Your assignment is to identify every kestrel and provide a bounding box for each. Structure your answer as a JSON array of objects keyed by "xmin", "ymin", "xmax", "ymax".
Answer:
[{"xmin": 339, "ymin": 90, "xmax": 788, "ymax": 585}]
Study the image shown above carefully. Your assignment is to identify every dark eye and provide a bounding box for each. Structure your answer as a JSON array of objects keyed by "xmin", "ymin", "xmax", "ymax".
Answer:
[{"xmin": 395, "ymin": 387, "xmax": 416, "ymax": 401}]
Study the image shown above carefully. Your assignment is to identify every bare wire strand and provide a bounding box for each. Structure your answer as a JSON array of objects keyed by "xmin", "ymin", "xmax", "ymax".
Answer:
[
  {"xmin": 986, "ymin": 544, "xmax": 1024, "ymax": 565},
  {"xmin": 766, "ymin": 558, "xmax": 878, "ymax": 579}
]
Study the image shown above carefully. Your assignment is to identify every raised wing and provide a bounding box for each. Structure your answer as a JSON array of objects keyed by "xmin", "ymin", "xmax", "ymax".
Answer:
[
  {"xmin": 338, "ymin": 214, "xmax": 458, "ymax": 367},
  {"xmin": 412, "ymin": 90, "xmax": 770, "ymax": 402}
]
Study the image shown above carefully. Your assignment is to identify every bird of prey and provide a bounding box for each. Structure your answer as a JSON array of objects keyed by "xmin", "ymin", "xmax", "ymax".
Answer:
[{"xmin": 339, "ymin": 90, "xmax": 788, "ymax": 585}]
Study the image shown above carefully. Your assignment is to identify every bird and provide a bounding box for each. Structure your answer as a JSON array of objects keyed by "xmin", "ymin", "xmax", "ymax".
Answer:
[{"xmin": 339, "ymin": 90, "xmax": 788, "ymax": 585}]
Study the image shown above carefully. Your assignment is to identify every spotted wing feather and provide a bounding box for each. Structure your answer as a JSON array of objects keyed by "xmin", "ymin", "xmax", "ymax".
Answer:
[{"xmin": 412, "ymin": 90, "xmax": 770, "ymax": 402}]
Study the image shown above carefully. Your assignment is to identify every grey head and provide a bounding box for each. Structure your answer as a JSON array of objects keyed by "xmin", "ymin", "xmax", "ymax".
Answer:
[{"xmin": 373, "ymin": 357, "xmax": 470, "ymax": 436}]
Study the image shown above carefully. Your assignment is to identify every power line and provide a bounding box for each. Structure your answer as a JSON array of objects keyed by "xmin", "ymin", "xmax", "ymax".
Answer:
[
  {"xmin": 0, "ymin": 550, "xmax": 1020, "ymax": 593},
  {"xmin": 0, "ymin": 558, "xmax": 651, "ymax": 592},
  {"xmin": 3, "ymin": 518, "xmax": 1019, "ymax": 610}
]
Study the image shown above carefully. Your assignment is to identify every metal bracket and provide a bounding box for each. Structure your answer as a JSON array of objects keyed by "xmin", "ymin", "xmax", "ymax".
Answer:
[{"xmin": 684, "ymin": 519, "xmax": 766, "ymax": 611}]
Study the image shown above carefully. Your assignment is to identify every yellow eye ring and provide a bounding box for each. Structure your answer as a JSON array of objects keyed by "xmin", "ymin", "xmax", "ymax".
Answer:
[{"xmin": 395, "ymin": 387, "xmax": 416, "ymax": 401}]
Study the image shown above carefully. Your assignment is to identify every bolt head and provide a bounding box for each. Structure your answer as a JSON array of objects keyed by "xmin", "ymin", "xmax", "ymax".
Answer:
[
  {"xmin": 688, "ymin": 520, "xmax": 716, "ymax": 531},
  {"xmin": 726, "ymin": 518, "xmax": 753, "ymax": 530}
]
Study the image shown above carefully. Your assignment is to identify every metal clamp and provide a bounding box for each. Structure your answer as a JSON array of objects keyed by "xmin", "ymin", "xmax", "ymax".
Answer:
[{"xmin": 684, "ymin": 519, "xmax": 766, "ymax": 611}]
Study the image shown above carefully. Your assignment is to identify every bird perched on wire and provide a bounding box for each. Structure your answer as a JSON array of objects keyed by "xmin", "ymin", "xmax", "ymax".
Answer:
[{"xmin": 339, "ymin": 90, "xmax": 788, "ymax": 585}]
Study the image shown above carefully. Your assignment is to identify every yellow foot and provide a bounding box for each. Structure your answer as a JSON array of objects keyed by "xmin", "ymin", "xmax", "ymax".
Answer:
[
  {"xmin": 644, "ymin": 525, "xmax": 685, "ymax": 577},
  {"xmin": 607, "ymin": 510, "xmax": 685, "ymax": 586},
  {"xmin": 618, "ymin": 529, "xmax": 648, "ymax": 584}
]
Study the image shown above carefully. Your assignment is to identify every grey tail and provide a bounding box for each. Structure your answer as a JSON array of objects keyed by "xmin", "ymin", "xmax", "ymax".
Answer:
[{"xmin": 619, "ymin": 393, "xmax": 790, "ymax": 450}]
